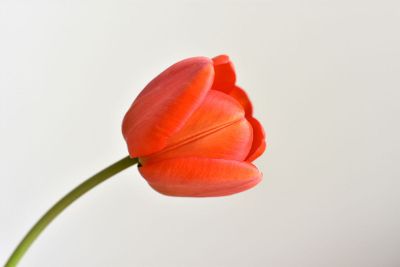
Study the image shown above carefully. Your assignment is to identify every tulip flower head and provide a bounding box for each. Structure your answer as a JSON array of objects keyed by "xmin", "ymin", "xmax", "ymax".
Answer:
[{"xmin": 122, "ymin": 55, "xmax": 266, "ymax": 197}]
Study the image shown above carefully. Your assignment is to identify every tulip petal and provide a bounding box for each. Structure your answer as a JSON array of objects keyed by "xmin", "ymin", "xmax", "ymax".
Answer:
[
  {"xmin": 227, "ymin": 86, "xmax": 253, "ymax": 116},
  {"xmin": 141, "ymin": 90, "xmax": 252, "ymax": 164},
  {"xmin": 246, "ymin": 117, "xmax": 267, "ymax": 162},
  {"xmin": 143, "ymin": 119, "xmax": 253, "ymax": 164},
  {"xmin": 122, "ymin": 57, "xmax": 214, "ymax": 157},
  {"xmin": 211, "ymin": 55, "xmax": 236, "ymax": 93},
  {"xmin": 139, "ymin": 157, "xmax": 262, "ymax": 197}
]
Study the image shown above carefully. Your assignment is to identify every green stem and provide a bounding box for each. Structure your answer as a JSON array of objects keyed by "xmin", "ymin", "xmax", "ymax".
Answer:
[{"xmin": 5, "ymin": 156, "xmax": 138, "ymax": 267}]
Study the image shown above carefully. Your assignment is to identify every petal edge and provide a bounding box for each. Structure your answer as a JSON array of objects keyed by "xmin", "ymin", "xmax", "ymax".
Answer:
[
  {"xmin": 139, "ymin": 157, "xmax": 262, "ymax": 197},
  {"xmin": 246, "ymin": 117, "xmax": 266, "ymax": 162}
]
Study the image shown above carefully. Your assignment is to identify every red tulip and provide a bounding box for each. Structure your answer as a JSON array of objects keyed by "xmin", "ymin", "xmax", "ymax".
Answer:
[{"xmin": 122, "ymin": 55, "xmax": 266, "ymax": 197}]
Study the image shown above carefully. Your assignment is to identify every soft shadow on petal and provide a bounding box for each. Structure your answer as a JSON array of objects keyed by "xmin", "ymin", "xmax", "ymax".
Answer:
[
  {"xmin": 139, "ymin": 157, "xmax": 262, "ymax": 197},
  {"xmin": 227, "ymin": 86, "xmax": 253, "ymax": 117}
]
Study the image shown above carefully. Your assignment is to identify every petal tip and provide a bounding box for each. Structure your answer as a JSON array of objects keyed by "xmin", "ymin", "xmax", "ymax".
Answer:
[
  {"xmin": 211, "ymin": 54, "xmax": 236, "ymax": 93},
  {"xmin": 212, "ymin": 54, "xmax": 230, "ymax": 64}
]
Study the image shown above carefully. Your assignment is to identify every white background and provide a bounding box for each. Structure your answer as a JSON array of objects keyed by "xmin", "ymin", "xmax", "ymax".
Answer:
[{"xmin": 1, "ymin": 1, "xmax": 400, "ymax": 266}]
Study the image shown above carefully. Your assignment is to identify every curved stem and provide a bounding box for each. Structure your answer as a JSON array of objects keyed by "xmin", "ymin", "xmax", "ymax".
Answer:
[{"xmin": 5, "ymin": 156, "xmax": 138, "ymax": 267}]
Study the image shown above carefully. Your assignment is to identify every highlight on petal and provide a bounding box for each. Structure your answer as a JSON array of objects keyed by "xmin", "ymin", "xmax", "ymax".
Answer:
[
  {"xmin": 122, "ymin": 57, "xmax": 214, "ymax": 157},
  {"xmin": 246, "ymin": 117, "xmax": 266, "ymax": 162},
  {"xmin": 211, "ymin": 55, "xmax": 236, "ymax": 93},
  {"xmin": 227, "ymin": 86, "xmax": 253, "ymax": 117},
  {"xmin": 141, "ymin": 90, "xmax": 252, "ymax": 164},
  {"xmin": 139, "ymin": 157, "xmax": 262, "ymax": 197}
]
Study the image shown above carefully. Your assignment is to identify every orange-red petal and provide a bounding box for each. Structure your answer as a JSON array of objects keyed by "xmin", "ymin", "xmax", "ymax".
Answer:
[
  {"xmin": 141, "ymin": 90, "xmax": 253, "ymax": 164},
  {"xmin": 246, "ymin": 117, "xmax": 266, "ymax": 162},
  {"xmin": 142, "ymin": 119, "xmax": 253, "ymax": 164},
  {"xmin": 122, "ymin": 57, "xmax": 214, "ymax": 157},
  {"xmin": 211, "ymin": 55, "xmax": 236, "ymax": 93},
  {"xmin": 139, "ymin": 157, "xmax": 262, "ymax": 197},
  {"xmin": 227, "ymin": 86, "xmax": 253, "ymax": 116}
]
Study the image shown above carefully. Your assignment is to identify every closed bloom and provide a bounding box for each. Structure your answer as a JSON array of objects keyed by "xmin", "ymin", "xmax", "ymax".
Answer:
[{"xmin": 122, "ymin": 55, "xmax": 266, "ymax": 197}]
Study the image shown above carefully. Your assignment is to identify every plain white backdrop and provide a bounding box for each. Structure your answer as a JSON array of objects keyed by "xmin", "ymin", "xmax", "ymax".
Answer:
[{"xmin": 1, "ymin": 0, "xmax": 400, "ymax": 266}]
